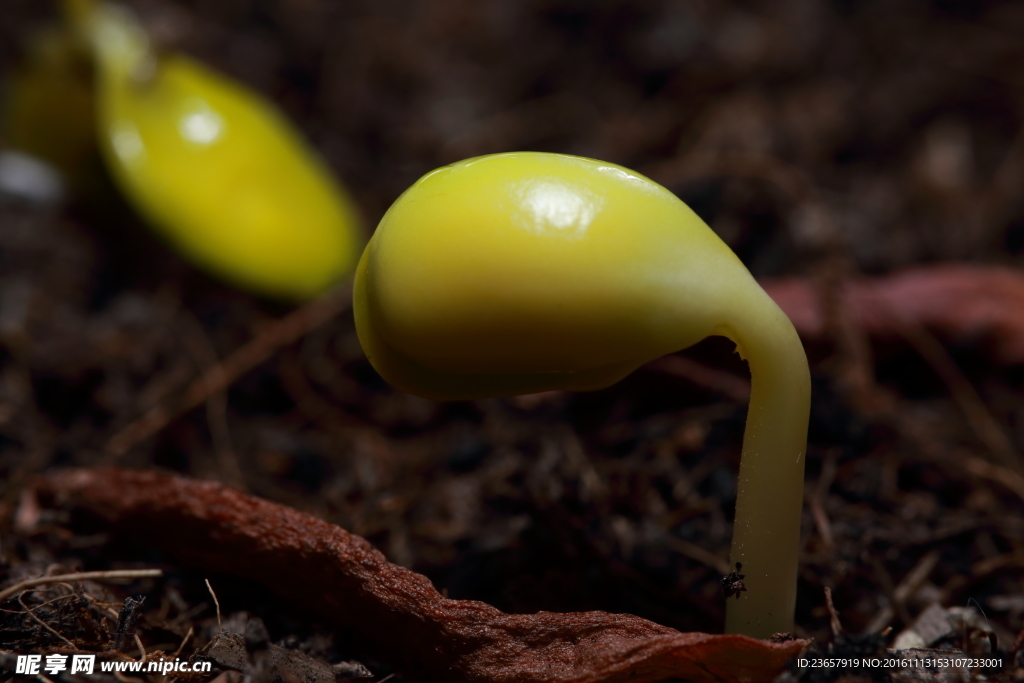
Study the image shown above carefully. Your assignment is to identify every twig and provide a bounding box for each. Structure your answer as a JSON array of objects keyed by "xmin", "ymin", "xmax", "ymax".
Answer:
[
  {"xmin": 808, "ymin": 450, "xmax": 838, "ymax": 554},
  {"xmin": 105, "ymin": 282, "xmax": 353, "ymax": 458},
  {"xmin": 895, "ymin": 321, "xmax": 1018, "ymax": 468},
  {"xmin": 81, "ymin": 591, "xmax": 122, "ymax": 621},
  {"xmin": 175, "ymin": 310, "xmax": 246, "ymax": 490},
  {"xmin": 278, "ymin": 349, "xmax": 362, "ymax": 435},
  {"xmin": 824, "ymin": 587, "xmax": 843, "ymax": 636},
  {"xmin": 866, "ymin": 551, "xmax": 940, "ymax": 634},
  {"xmin": 172, "ymin": 626, "xmax": 194, "ymax": 658},
  {"xmin": 894, "ymin": 552, "xmax": 941, "ymax": 605},
  {"xmin": 205, "ymin": 578, "xmax": 221, "ymax": 630},
  {"xmin": 134, "ymin": 633, "xmax": 146, "ymax": 662},
  {"xmin": 0, "ymin": 569, "xmax": 163, "ymax": 603},
  {"xmin": 0, "ymin": 592, "xmax": 74, "ymax": 614},
  {"xmin": 961, "ymin": 457, "xmax": 1024, "ymax": 504},
  {"xmin": 870, "ymin": 558, "xmax": 910, "ymax": 629},
  {"xmin": 663, "ymin": 535, "xmax": 732, "ymax": 575},
  {"xmin": 18, "ymin": 592, "xmax": 75, "ymax": 648}
]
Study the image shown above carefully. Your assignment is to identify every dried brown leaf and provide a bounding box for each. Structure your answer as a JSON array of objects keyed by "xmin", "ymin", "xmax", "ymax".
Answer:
[
  {"xmin": 763, "ymin": 265, "xmax": 1024, "ymax": 363},
  {"xmin": 34, "ymin": 468, "xmax": 806, "ymax": 683}
]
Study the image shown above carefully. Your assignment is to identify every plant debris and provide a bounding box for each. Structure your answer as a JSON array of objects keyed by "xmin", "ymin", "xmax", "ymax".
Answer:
[
  {"xmin": 31, "ymin": 467, "xmax": 806, "ymax": 683},
  {"xmin": 113, "ymin": 595, "xmax": 145, "ymax": 652},
  {"xmin": 763, "ymin": 265, "xmax": 1024, "ymax": 364}
]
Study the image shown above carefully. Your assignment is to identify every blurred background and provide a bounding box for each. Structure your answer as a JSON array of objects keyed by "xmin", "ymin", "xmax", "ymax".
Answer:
[{"xmin": 3, "ymin": 0, "xmax": 1024, "ymax": 665}]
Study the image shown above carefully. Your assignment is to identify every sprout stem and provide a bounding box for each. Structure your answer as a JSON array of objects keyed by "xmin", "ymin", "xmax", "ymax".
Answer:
[
  {"xmin": 722, "ymin": 290, "xmax": 811, "ymax": 638},
  {"xmin": 62, "ymin": 0, "xmax": 153, "ymax": 84}
]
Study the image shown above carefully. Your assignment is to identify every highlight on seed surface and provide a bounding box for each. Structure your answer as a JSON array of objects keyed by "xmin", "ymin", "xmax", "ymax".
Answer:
[
  {"xmin": 354, "ymin": 151, "xmax": 811, "ymax": 638},
  {"xmin": 61, "ymin": 0, "xmax": 363, "ymax": 300}
]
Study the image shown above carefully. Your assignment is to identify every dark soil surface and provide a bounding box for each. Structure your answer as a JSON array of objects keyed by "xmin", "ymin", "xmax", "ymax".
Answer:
[{"xmin": 3, "ymin": 0, "xmax": 1024, "ymax": 681}]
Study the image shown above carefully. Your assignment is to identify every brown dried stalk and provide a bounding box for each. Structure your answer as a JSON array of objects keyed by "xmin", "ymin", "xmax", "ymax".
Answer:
[
  {"xmin": 0, "ymin": 569, "xmax": 163, "ymax": 603},
  {"xmin": 34, "ymin": 468, "xmax": 806, "ymax": 683},
  {"xmin": 762, "ymin": 265, "xmax": 1024, "ymax": 364}
]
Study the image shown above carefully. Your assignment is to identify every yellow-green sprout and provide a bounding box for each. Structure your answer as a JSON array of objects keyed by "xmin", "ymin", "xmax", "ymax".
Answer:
[
  {"xmin": 354, "ymin": 152, "xmax": 811, "ymax": 638},
  {"xmin": 64, "ymin": 0, "xmax": 362, "ymax": 300},
  {"xmin": 5, "ymin": 25, "xmax": 95, "ymax": 184}
]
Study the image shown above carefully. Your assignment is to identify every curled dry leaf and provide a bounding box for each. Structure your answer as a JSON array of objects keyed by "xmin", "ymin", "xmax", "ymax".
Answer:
[
  {"xmin": 33, "ymin": 468, "xmax": 806, "ymax": 683},
  {"xmin": 762, "ymin": 265, "xmax": 1024, "ymax": 363}
]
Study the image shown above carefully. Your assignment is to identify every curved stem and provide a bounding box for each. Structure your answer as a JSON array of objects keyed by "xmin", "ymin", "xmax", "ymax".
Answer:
[
  {"xmin": 63, "ymin": 0, "xmax": 154, "ymax": 83},
  {"xmin": 722, "ymin": 292, "xmax": 811, "ymax": 638},
  {"xmin": 61, "ymin": 0, "xmax": 96, "ymax": 31}
]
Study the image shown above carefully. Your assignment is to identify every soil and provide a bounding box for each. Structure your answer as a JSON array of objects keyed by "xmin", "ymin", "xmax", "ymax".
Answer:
[{"xmin": 3, "ymin": 0, "xmax": 1024, "ymax": 681}]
